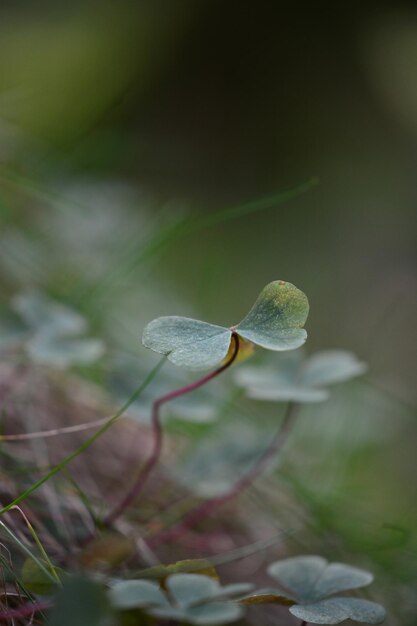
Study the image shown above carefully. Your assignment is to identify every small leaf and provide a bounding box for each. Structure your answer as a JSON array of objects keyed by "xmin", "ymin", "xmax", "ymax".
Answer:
[
  {"xmin": 28, "ymin": 334, "xmax": 105, "ymax": 368},
  {"xmin": 312, "ymin": 563, "xmax": 373, "ymax": 600},
  {"xmin": 166, "ymin": 574, "xmax": 221, "ymax": 608},
  {"xmin": 268, "ymin": 556, "xmax": 374, "ymax": 604},
  {"xmin": 142, "ymin": 317, "xmax": 232, "ymax": 370},
  {"xmin": 301, "ymin": 351, "xmax": 367, "ymax": 387},
  {"xmin": 215, "ymin": 583, "xmax": 254, "ymax": 600},
  {"xmin": 235, "ymin": 349, "xmax": 366, "ymax": 404},
  {"xmin": 290, "ymin": 597, "xmax": 386, "ymax": 624},
  {"xmin": 236, "ymin": 281, "xmax": 309, "ymax": 351},
  {"xmin": 166, "ymin": 399, "xmax": 217, "ymax": 423},
  {"xmin": 148, "ymin": 606, "xmax": 186, "ymax": 621},
  {"xmin": 268, "ymin": 556, "xmax": 326, "ymax": 602},
  {"xmin": 13, "ymin": 291, "xmax": 87, "ymax": 337},
  {"xmin": 184, "ymin": 602, "xmax": 243, "ymax": 625},
  {"xmin": 109, "ymin": 580, "xmax": 169, "ymax": 610},
  {"xmin": 178, "ymin": 423, "xmax": 266, "ymax": 496},
  {"xmin": 244, "ymin": 375, "xmax": 328, "ymax": 403}
]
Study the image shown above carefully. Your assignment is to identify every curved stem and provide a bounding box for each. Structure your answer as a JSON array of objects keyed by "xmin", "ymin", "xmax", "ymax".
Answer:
[
  {"xmin": 0, "ymin": 416, "xmax": 110, "ymax": 441},
  {"xmin": 104, "ymin": 333, "xmax": 240, "ymax": 527},
  {"xmin": 148, "ymin": 401, "xmax": 297, "ymax": 547}
]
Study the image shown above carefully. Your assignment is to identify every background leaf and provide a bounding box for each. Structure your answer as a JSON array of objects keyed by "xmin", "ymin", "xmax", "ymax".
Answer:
[
  {"xmin": 301, "ymin": 351, "xmax": 367, "ymax": 387},
  {"xmin": 109, "ymin": 579, "xmax": 169, "ymax": 610},
  {"xmin": 13, "ymin": 291, "xmax": 87, "ymax": 337},
  {"xmin": 290, "ymin": 597, "xmax": 386, "ymax": 624},
  {"xmin": 28, "ymin": 334, "xmax": 105, "ymax": 368},
  {"xmin": 268, "ymin": 556, "xmax": 374, "ymax": 603},
  {"xmin": 183, "ymin": 602, "xmax": 243, "ymax": 625},
  {"xmin": 311, "ymin": 562, "xmax": 374, "ymax": 600},
  {"xmin": 268, "ymin": 555, "xmax": 326, "ymax": 602},
  {"xmin": 236, "ymin": 350, "xmax": 366, "ymax": 403}
]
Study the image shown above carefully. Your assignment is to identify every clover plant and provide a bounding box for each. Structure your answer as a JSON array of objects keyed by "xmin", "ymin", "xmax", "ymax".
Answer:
[
  {"xmin": 142, "ymin": 280, "xmax": 309, "ymax": 369},
  {"xmin": 8, "ymin": 290, "xmax": 105, "ymax": 368},
  {"xmin": 270, "ymin": 556, "xmax": 386, "ymax": 624},
  {"xmin": 109, "ymin": 573, "xmax": 253, "ymax": 625},
  {"xmin": 0, "ymin": 280, "xmax": 387, "ymax": 626},
  {"xmin": 105, "ymin": 280, "xmax": 309, "ymax": 525},
  {"xmin": 240, "ymin": 556, "xmax": 386, "ymax": 624},
  {"xmin": 235, "ymin": 349, "xmax": 367, "ymax": 402}
]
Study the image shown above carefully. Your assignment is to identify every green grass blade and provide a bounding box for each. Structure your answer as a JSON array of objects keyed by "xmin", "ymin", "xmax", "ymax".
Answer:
[
  {"xmin": 0, "ymin": 357, "xmax": 165, "ymax": 515},
  {"xmin": 0, "ymin": 522, "xmax": 56, "ymax": 585}
]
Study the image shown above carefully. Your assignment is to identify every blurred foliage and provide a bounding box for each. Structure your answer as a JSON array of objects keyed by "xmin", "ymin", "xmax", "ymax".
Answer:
[{"xmin": 0, "ymin": 1, "xmax": 416, "ymax": 624}]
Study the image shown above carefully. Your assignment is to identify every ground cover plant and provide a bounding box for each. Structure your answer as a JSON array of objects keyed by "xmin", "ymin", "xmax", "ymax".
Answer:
[
  {"xmin": 1, "ymin": 3, "xmax": 416, "ymax": 622},
  {"xmin": 0, "ymin": 168, "xmax": 414, "ymax": 626},
  {"xmin": 0, "ymin": 245, "xmax": 390, "ymax": 625}
]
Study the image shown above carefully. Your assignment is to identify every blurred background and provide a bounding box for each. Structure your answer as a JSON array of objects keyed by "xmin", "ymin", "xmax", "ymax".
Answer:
[{"xmin": 0, "ymin": 1, "xmax": 416, "ymax": 624}]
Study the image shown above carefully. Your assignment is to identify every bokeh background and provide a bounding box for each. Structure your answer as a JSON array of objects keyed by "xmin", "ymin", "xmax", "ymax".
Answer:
[{"xmin": 0, "ymin": 1, "xmax": 416, "ymax": 624}]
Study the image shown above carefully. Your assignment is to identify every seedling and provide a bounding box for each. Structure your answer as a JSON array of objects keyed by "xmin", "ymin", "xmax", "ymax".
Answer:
[
  {"xmin": 142, "ymin": 280, "xmax": 309, "ymax": 369},
  {"xmin": 0, "ymin": 278, "xmax": 388, "ymax": 625},
  {"xmin": 105, "ymin": 280, "xmax": 309, "ymax": 525}
]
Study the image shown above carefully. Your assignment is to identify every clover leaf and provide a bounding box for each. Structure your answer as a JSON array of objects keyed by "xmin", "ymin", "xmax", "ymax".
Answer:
[
  {"xmin": 235, "ymin": 350, "xmax": 366, "ymax": 403},
  {"xmin": 290, "ymin": 598, "xmax": 387, "ymax": 625},
  {"xmin": 262, "ymin": 556, "xmax": 386, "ymax": 624},
  {"xmin": 142, "ymin": 281, "xmax": 309, "ymax": 370},
  {"xmin": 11, "ymin": 290, "xmax": 105, "ymax": 368},
  {"xmin": 13, "ymin": 290, "xmax": 87, "ymax": 336},
  {"xmin": 109, "ymin": 573, "xmax": 253, "ymax": 625}
]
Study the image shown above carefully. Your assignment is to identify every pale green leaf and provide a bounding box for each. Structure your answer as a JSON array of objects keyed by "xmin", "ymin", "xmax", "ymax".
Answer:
[
  {"xmin": 268, "ymin": 557, "xmax": 373, "ymax": 603},
  {"xmin": 109, "ymin": 579, "xmax": 169, "ymax": 610},
  {"xmin": 148, "ymin": 606, "xmax": 187, "ymax": 621},
  {"xmin": 216, "ymin": 583, "xmax": 254, "ymax": 600},
  {"xmin": 268, "ymin": 556, "xmax": 326, "ymax": 602},
  {"xmin": 142, "ymin": 317, "xmax": 232, "ymax": 370},
  {"xmin": 290, "ymin": 597, "xmax": 386, "ymax": 624},
  {"xmin": 311, "ymin": 562, "xmax": 373, "ymax": 599},
  {"xmin": 13, "ymin": 291, "xmax": 87, "ymax": 337},
  {"xmin": 235, "ymin": 350, "xmax": 366, "ymax": 403},
  {"xmin": 178, "ymin": 423, "xmax": 266, "ymax": 496},
  {"xmin": 301, "ymin": 351, "xmax": 367, "ymax": 387},
  {"xmin": 235, "ymin": 281, "xmax": 308, "ymax": 350},
  {"xmin": 28, "ymin": 335, "xmax": 105, "ymax": 368},
  {"xmin": 184, "ymin": 602, "xmax": 243, "ymax": 625},
  {"xmin": 144, "ymin": 574, "xmax": 249, "ymax": 625},
  {"xmin": 166, "ymin": 574, "xmax": 222, "ymax": 608}
]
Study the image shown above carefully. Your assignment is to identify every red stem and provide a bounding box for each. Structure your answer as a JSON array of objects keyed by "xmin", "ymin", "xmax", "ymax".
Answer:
[
  {"xmin": 104, "ymin": 333, "xmax": 240, "ymax": 527},
  {"xmin": 0, "ymin": 600, "xmax": 50, "ymax": 621},
  {"xmin": 148, "ymin": 401, "xmax": 297, "ymax": 547}
]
